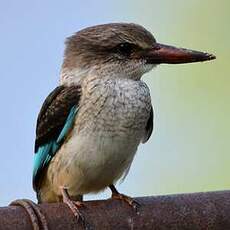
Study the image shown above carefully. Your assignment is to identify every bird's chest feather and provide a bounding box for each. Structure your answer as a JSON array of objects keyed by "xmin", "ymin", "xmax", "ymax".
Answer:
[
  {"xmin": 50, "ymin": 78, "xmax": 151, "ymax": 193},
  {"xmin": 76, "ymin": 78, "xmax": 152, "ymax": 136}
]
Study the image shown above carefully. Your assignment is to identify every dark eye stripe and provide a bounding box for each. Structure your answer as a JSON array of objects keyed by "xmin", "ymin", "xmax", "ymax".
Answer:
[{"xmin": 115, "ymin": 42, "xmax": 136, "ymax": 56}]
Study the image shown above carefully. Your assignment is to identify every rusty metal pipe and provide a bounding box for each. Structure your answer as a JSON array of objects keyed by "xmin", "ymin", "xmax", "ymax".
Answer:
[{"xmin": 2, "ymin": 190, "xmax": 230, "ymax": 230}]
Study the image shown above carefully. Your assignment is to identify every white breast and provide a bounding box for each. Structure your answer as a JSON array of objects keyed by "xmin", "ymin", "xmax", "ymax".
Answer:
[{"xmin": 49, "ymin": 78, "xmax": 152, "ymax": 196}]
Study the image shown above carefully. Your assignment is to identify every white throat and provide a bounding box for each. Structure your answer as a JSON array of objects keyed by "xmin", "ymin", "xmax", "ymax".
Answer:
[
  {"xmin": 60, "ymin": 63, "xmax": 155, "ymax": 86},
  {"xmin": 60, "ymin": 67, "xmax": 92, "ymax": 86}
]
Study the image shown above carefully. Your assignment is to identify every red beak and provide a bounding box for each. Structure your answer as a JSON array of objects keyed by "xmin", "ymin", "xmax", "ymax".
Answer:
[{"xmin": 145, "ymin": 43, "xmax": 216, "ymax": 64}]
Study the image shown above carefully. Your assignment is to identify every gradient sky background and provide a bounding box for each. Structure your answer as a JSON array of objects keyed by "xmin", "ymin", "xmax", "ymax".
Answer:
[{"xmin": 0, "ymin": 0, "xmax": 229, "ymax": 206}]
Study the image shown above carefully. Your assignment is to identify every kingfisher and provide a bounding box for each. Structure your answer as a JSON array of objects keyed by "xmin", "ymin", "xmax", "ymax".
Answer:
[{"xmin": 11, "ymin": 23, "xmax": 215, "ymax": 229}]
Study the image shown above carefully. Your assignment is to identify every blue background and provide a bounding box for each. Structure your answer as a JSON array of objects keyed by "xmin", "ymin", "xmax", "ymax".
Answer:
[{"xmin": 0, "ymin": 0, "xmax": 229, "ymax": 206}]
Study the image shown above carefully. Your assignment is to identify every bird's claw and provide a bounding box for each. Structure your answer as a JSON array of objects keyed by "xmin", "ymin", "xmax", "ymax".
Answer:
[
  {"xmin": 131, "ymin": 199, "xmax": 141, "ymax": 213},
  {"xmin": 64, "ymin": 199, "xmax": 85, "ymax": 222},
  {"xmin": 111, "ymin": 193, "xmax": 141, "ymax": 213}
]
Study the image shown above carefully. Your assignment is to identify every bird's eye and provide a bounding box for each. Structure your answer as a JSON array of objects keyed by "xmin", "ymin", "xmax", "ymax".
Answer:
[{"xmin": 116, "ymin": 43, "xmax": 134, "ymax": 56}]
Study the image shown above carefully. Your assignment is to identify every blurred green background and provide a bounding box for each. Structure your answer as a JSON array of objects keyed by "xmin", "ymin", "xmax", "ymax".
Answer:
[
  {"xmin": 124, "ymin": 0, "xmax": 230, "ymax": 196},
  {"xmin": 0, "ymin": 0, "xmax": 229, "ymax": 205}
]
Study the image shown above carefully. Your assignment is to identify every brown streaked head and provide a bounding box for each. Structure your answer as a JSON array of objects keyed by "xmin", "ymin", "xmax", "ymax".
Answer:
[{"xmin": 61, "ymin": 23, "xmax": 215, "ymax": 83}]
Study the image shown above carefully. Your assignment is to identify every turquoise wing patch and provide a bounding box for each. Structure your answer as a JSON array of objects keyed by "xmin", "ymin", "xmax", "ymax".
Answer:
[{"xmin": 33, "ymin": 105, "xmax": 78, "ymax": 190}]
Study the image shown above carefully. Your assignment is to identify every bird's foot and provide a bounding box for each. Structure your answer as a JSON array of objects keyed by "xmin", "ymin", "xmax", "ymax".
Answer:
[
  {"xmin": 10, "ymin": 199, "xmax": 48, "ymax": 230},
  {"xmin": 109, "ymin": 185, "xmax": 141, "ymax": 213},
  {"xmin": 61, "ymin": 187, "xmax": 91, "ymax": 229},
  {"xmin": 111, "ymin": 193, "xmax": 141, "ymax": 212},
  {"xmin": 63, "ymin": 198, "xmax": 85, "ymax": 222}
]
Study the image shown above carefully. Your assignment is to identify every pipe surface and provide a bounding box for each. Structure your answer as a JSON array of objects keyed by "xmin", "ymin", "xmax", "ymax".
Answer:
[{"xmin": 1, "ymin": 190, "xmax": 230, "ymax": 230}]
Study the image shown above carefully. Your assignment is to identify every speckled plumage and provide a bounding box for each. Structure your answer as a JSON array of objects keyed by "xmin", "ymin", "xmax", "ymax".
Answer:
[
  {"xmin": 37, "ymin": 76, "xmax": 152, "ymax": 202},
  {"xmin": 34, "ymin": 23, "xmax": 155, "ymax": 203},
  {"xmin": 34, "ymin": 22, "xmax": 215, "ymax": 203}
]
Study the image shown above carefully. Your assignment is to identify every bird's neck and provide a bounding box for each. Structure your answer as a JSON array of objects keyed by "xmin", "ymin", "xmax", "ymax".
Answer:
[
  {"xmin": 60, "ymin": 66, "xmax": 93, "ymax": 86},
  {"xmin": 59, "ymin": 63, "xmax": 154, "ymax": 86},
  {"xmin": 60, "ymin": 65, "xmax": 115, "ymax": 86}
]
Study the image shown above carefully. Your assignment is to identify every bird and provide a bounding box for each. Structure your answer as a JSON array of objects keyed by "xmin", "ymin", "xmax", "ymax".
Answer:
[{"xmin": 11, "ymin": 23, "xmax": 215, "ymax": 229}]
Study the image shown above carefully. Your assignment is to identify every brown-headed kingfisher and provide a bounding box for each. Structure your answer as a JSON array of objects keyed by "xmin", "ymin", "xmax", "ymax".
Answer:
[{"xmin": 12, "ymin": 23, "xmax": 215, "ymax": 229}]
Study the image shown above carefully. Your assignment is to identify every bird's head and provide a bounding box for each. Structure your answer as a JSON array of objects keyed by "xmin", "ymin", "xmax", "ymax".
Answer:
[{"xmin": 60, "ymin": 23, "xmax": 215, "ymax": 85}]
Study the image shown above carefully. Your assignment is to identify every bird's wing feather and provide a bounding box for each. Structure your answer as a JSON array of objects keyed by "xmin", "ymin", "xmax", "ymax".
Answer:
[
  {"xmin": 33, "ymin": 85, "xmax": 81, "ymax": 191},
  {"xmin": 121, "ymin": 105, "xmax": 153, "ymax": 182},
  {"xmin": 142, "ymin": 105, "xmax": 153, "ymax": 143}
]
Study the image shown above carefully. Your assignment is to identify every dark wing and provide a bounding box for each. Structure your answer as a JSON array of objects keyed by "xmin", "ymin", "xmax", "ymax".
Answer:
[
  {"xmin": 33, "ymin": 85, "xmax": 81, "ymax": 191},
  {"xmin": 35, "ymin": 85, "xmax": 64, "ymax": 152},
  {"xmin": 142, "ymin": 106, "xmax": 153, "ymax": 143}
]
